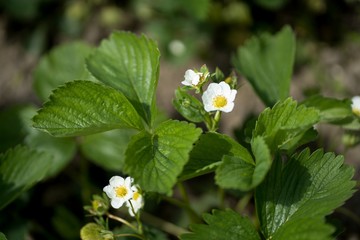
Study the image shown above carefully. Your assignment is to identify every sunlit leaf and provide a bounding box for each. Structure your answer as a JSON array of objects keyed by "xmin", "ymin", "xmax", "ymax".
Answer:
[
  {"xmin": 124, "ymin": 120, "xmax": 202, "ymax": 193},
  {"xmin": 86, "ymin": 31, "xmax": 160, "ymax": 126},
  {"xmin": 33, "ymin": 81, "xmax": 144, "ymax": 137},
  {"xmin": 255, "ymin": 149, "xmax": 355, "ymax": 239},
  {"xmin": 253, "ymin": 98, "xmax": 319, "ymax": 152},
  {"xmin": 180, "ymin": 132, "xmax": 252, "ymax": 181},
  {"xmin": 233, "ymin": 26, "xmax": 295, "ymax": 106},
  {"xmin": 215, "ymin": 136, "xmax": 271, "ymax": 191}
]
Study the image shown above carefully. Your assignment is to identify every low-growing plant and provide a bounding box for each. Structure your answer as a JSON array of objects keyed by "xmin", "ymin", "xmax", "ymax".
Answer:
[{"xmin": 1, "ymin": 25, "xmax": 359, "ymax": 239}]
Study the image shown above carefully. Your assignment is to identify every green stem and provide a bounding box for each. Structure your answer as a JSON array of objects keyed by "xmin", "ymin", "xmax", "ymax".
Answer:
[
  {"xmin": 336, "ymin": 207, "xmax": 360, "ymax": 227},
  {"xmin": 106, "ymin": 212, "xmax": 138, "ymax": 232},
  {"xmin": 177, "ymin": 183, "xmax": 200, "ymax": 223},
  {"xmin": 236, "ymin": 192, "xmax": 253, "ymax": 214},
  {"xmin": 141, "ymin": 211, "xmax": 189, "ymax": 237},
  {"xmin": 209, "ymin": 111, "xmax": 221, "ymax": 132},
  {"xmin": 114, "ymin": 233, "xmax": 145, "ymax": 240}
]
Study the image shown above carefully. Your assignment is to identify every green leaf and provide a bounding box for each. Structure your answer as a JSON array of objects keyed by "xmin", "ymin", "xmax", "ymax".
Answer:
[
  {"xmin": 19, "ymin": 105, "xmax": 76, "ymax": 177},
  {"xmin": 232, "ymin": 25, "xmax": 295, "ymax": 106},
  {"xmin": 80, "ymin": 129, "xmax": 136, "ymax": 171},
  {"xmin": 0, "ymin": 145, "xmax": 52, "ymax": 209},
  {"xmin": 124, "ymin": 120, "xmax": 202, "ymax": 194},
  {"xmin": 86, "ymin": 31, "xmax": 160, "ymax": 126},
  {"xmin": 33, "ymin": 42, "xmax": 95, "ymax": 101},
  {"xmin": 301, "ymin": 95, "xmax": 353, "ymax": 124},
  {"xmin": 253, "ymin": 98, "xmax": 319, "ymax": 152},
  {"xmin": 254, "ymin": 0, "xmax": 289, "ymax": 10},
  {"xmin": 255, "ymin": 149, "xmax": 355, "ymax": 239},
  {"xmin": 0, "ymin": 232, "xmax": 7, "ymax": 240},
  {"xmin": 33, "ymin": 81, "xmax": 144, "ymax": 137},
  {"xmin": 0, "ymin": 105, "xmax": 76, "ymax": 177},
  {"xmin": 216, "ymin": 136, "xmax": 271, "ymax": 191},
  {"xmin": 180, "ymin": 132, "xmax": 252, "ymax": 181},
  {"xmin": 0, "ymin": 105, "xmax": 29, "ymax": 152},
  {"xmin": 172, "ymin": 88, "xmax": 205, "ymax": 123},
  {"xmin": 181, "ymin": 209, "xmax": 261, "ymax": 240}
]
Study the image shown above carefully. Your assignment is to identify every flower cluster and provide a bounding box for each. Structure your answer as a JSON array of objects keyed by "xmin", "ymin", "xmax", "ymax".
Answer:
[
  {"xmin": 103, "ymin": 176, "xmax": 144, "ymax": 217},
  {"xmin": 181, "ymin": 67, "xmax": 237, "ymax": 114}
]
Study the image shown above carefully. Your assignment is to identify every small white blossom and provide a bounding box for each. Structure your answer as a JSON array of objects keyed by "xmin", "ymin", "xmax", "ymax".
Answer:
[
  {"xmin": 202, "ymin": 82, "xmax": 237, "ymax": 113},
  {"xmin": 103, "ymin": 176, "xmax": 134, "ymax": 209},
  {"xmin": 182, "ymin": 69, "xmax": 202, "ymax": 86},
  {"xmin": 126, "ymin": 186, "xmax": 144, "ymax": 216},
  {"xmin": 352, "ymin": 96, "xmax": 360, "ymax": 117}
]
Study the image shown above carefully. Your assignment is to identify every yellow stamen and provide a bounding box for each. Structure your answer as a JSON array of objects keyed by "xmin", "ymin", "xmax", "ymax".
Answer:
[
  {"xmin": 133, "ymin": 192, "xmax": 140, "ymax": 201},
  {"xmin": 213, "ymin": 95, "xmax": 227, "ymax": 108},
  {"xmin": 115, "ymin": 186, "xmax": 128, "ymax": 197}
]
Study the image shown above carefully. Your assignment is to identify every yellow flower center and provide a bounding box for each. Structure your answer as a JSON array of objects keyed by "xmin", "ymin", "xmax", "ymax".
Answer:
[
  {"xmin": 133, "ymin": 192, "xmax": 140, "ymax": 201},
  {"xmin": 115, "ymin": 186, "xmax": 128, "ymax": 198},
  {"xmin": 353, "ymin": 108, "xmax": 360, "ymax": 117},
  {"xmin": 213, "ymin": 95, "xmax": 227, "ymax": 108}
]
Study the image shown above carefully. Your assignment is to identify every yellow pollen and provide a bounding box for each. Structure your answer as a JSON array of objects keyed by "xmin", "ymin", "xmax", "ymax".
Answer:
[
  {"xmin": 213, "ymin": 95, "xmax": 227, "ymax": 108},
  {"xmin": 115, "ymin": 186, "xmax": 128, "ymax": 197},
  {"xmin": 133, "ymin": 192, "xmax": 140, "ymax": 201}
]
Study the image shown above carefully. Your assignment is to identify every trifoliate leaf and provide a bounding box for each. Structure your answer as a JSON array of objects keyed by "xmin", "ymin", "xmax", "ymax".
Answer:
[
  {"xmin": 181, "ymin": 209, "xmax": 261, "ymax": 240},
  {"xmin": 124, "ymin": 120, "xmax": 202, "ymax": 194},
  {"xmin": 172, "ymin": 88, "xmax": 206, "ymax": 123},
  {"xmin": 0, "ymin": 145, "xmax": 52, "ymax": 209},
  {"xmin": 33, "ymin": 42, "xmax": 95, "ymax": 101},
  {"xmin": 253, "ymin": 98, "xmax": 319, "ymax": 152},
  {"xmin": 301, "ymin": 95, "xmax": 353, "ymax": 124},
  {"xmin": 80, "ymin": 129, "xmax": 136, "ymax": 171},
  {"xmin": 255, "ymin": 149, "xmax": 355, "ymax": 239},
  {"xmin": 86, "ymin": 31, "xmax": 160, "ymax": 126},
  {"xmin": 215, "ymin": 136, "xmax": 271, "ymax": 191},
  {"xmin": 180, "ymin": 132, "xmax": 252, "ymax": 181},
  {"xmin": 33, "ymin": 81, "xmax": 144, "ymax": 137},
  {"xmin": 233, "ymin": 25, "xmax": 295, "ymax": 106}
]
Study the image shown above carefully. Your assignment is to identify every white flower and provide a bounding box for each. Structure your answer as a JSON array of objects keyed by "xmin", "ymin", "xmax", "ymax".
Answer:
[
  {"xmin": 103, "ymin": 176, "xmax": 134, "ymax": 209},
  {"xmin": 126, "ymin": 186, "xmax": 144, "ymax": 216},
  {"xmin": 182, "ymin": 69, "xmax": 202, "ymax": 86},
  {"xmin": 352, "ymin": 96, "xmax": 360, "ymax": 117},
  {"xmin": 202, "ymin": 82, "xmax": 237, "ymax": 113},
  {"xmin": 168, "ymin": 39, "xmax": 186, "ymax": 56}
]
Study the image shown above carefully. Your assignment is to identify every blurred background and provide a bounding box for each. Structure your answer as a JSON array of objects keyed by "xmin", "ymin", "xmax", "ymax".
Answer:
[{"xmin": 1, "ymin": 0, "xmax": 360, "ymax": 239}]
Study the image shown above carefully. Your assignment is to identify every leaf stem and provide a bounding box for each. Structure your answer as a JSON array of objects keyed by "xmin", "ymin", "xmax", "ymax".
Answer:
[
  {"xmin": 106, "ymin": 212, "xmax": 138, "ymax": 232},
  {"xmin": 177, "ymin": 182, "xmax": 200, "ymax": 223},
  {"xmin": 114, "ymin": 233, "xmax": 145, "ymax": 239}
]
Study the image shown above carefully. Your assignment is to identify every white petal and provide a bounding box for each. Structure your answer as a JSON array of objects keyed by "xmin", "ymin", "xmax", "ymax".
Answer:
[
  {"xmin": 103, "ymin": 185, "xmax": 115, "ymax": 198},
  {"xmin": 109, "ymin": 176, "xmax": 124, "ymax": 187},
  {"xmin": 219, "ymin": 82, "xmax": 231, "ymax": 96},
  {"xmin": 181, "ymin": 80, "xmax": 192, "ymax": 86},
  {"xmin": 228, "ymin": 89, "xmax": 237, "ymax": 102},
  {"xmin": 111, "ymin": 198, "xmax": 124, "ymax": 209},
  {"xmin": 221, "ymin": 102, "xmax": 234, "ymax": 113},
  {"xmin": 124, "ymin": 176, "xmax": 133, "ymax": 187},
  {"xmin": 352, "ymin": 96, "xmax": 360, "ymax": 109}
]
